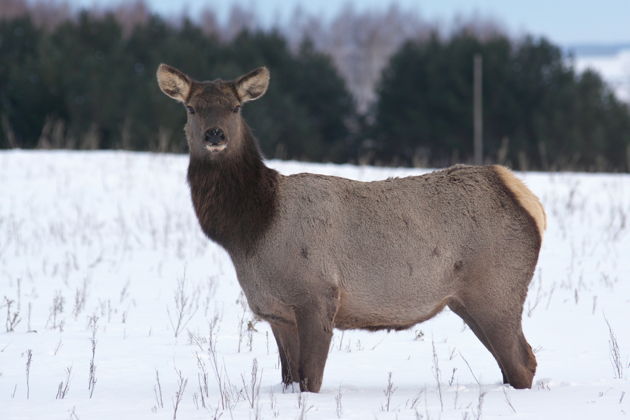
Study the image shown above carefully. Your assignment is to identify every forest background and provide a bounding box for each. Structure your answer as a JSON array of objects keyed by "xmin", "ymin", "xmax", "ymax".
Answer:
[{"xmin": 1, "ymin": 0, "xmax": 629, "ymax": 171}]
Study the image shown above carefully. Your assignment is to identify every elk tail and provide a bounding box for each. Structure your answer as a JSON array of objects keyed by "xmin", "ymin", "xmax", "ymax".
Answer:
[{"xmin": 492, "ymin": 165, "xmax": 547, "ymax": 241}]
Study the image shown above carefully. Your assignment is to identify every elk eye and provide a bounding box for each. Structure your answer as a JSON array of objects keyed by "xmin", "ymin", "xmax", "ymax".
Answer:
[
  {"xmin": 232, "ymin": 105, "xmax": 241, "ymax": 113},
  {"xmin": 186, "ymin": 105, "xmax": 195, "ymax": 115}
]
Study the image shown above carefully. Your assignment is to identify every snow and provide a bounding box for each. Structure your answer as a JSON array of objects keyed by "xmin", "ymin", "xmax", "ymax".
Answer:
[{"xmin": 0, "ymin": 150, "xmax": 629, "ymax": 419}]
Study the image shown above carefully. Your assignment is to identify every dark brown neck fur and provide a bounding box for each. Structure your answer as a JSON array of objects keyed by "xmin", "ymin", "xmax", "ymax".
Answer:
[{"xmin": 187, "ymin": 126, "xmax": 278, "ymax": 255}]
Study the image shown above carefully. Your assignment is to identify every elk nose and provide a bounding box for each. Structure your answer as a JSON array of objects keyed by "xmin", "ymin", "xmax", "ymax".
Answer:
[{"xmin": 204, "ymin": 127, "xmax": 225, "ymax": 145}]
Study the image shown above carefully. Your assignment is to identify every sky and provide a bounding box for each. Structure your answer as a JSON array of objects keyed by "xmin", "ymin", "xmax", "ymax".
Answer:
[{"xmin": 66, "ymin": 0, "xmax": 630, "ymax": 46}]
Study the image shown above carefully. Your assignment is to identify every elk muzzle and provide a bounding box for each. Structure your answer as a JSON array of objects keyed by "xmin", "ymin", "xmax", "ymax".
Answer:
[{"xmin": 204, "ymin": 127, "xmax": 227, "ymax": 152}]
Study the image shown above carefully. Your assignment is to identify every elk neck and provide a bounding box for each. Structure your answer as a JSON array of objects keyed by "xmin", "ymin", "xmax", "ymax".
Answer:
[{"xmin": 186, "ymin": 125, "xmax": 279, "ymax": 255}]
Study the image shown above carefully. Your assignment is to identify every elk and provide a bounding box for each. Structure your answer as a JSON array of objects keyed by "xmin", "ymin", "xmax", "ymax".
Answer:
[{"xmin": 156, "ymin": 64, "xmax": 546, "ymax": 393}]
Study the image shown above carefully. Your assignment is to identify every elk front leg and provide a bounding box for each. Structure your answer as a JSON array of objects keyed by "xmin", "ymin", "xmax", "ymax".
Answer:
[
  {"xmin": 295, "ymin": 299, "xmax": 337, "ymax": 393},
  {"xmin": 270, "ymin": 323, "xmax": 300, "ymax": 386}
]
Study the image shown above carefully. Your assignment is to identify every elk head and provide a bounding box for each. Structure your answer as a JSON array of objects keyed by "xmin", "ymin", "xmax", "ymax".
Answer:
[{"xmin": 156, "ymin": 64, "xmax": 270, "ymax": 160}]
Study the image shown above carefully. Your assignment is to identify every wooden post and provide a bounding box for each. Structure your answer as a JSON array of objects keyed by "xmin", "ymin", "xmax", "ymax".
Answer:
[{"xmin": 473, "ymin": 54, "xmax": 483, "ymax": 165}]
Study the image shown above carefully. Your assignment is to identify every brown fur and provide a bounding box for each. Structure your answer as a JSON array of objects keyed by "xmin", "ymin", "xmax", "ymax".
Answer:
[
  {"xmin": 156, "ymin": 64, "xmax": 546, "ymax": 392},
  {"xmin": 187, "ymin": 125, "xmax": 278, "ymax": 253}
]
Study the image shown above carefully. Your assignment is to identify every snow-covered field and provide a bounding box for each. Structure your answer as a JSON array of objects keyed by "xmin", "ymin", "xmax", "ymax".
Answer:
[{"xmin": 1, "ymin": 150, "xmax": 629, "ymax": 420}]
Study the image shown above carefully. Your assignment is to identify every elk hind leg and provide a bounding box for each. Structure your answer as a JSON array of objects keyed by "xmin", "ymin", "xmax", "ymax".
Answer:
[
  {"xmin": 451, "ymin": 294, "xmax": 536, "ymax": 389},
  {"xmin": 448, "ymin": 298, "xmax": 509, "ymax": 384}
]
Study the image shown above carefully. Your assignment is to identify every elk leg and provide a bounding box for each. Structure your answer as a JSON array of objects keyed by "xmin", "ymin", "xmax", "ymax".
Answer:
[
  {"xmin": 452, "ymin": 294, "xmax": 536, "ymax": 389},
  {"xmin": 295, "ymin": 305, "xmax": 335, "ymax": 393},
  {"xmin": 270, "ymin": 323, "xmax": 300, "ymax": 386},
  {"xmin": 448, "ymin": 299, "xmax": 509, "ymax": 384},
  {"xmin": 481, "ymin": 323, "xmax": 536, "ymax": 389}
]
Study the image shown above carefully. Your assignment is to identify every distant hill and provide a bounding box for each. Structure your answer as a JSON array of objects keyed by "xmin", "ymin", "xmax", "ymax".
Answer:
[
  {"xmin": 565, "ymin": 42, "xmax": 630, "ymax": 57},
  {"xmin": 572, "ymin": 46, "xmax": 630, "ymax": 102}
]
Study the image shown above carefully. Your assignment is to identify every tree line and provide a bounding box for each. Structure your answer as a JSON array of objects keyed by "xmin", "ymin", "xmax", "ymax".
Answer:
[{"xmin": 1, "ymin": 6, "xmax": 629, "ymax": 171}]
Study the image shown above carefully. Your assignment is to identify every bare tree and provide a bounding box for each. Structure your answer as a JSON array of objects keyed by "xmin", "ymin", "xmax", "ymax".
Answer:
[
  {"xmin": 112, "ymin": 0, "xmax": 150, "ymax": 37},
  {"xmin": 198, "ymin": 7, "xmax": 220, "ymax": 37},
  {"xmin": 0, "ymin": 0, "xmax": 70, "ymax": 30},
  {"xmin": 0, "ymin": 0, "xmax": 30, "ymax": 20},
  {"xmin": 223, "ymin": 4, "xmax": 257, "ymax": 41},
  {"xmin": 289, "ymin": 4, "xmax": 433, "ymax": 112}
]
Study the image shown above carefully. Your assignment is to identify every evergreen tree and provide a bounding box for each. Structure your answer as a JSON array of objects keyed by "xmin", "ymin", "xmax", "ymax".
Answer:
[
  {"xmin": 1, "ymin": 9, "xmax": 629, "ymax": 170},
  {"xmin": 0, "ymin": 17, "xmax": 45, "ymax": 147},
  {"xmin": 372, "ymin": 33, "xmax": 630, "ymax": 170}
]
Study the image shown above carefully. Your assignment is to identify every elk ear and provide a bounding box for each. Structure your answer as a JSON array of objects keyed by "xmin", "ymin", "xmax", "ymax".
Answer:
[
  {"xmin": 234, "ymin": 67, "xmax": 270, "ymax": 103},
  {"xmin": 156, "ymin": 64, "xmax": 192, "ymax": 103}
]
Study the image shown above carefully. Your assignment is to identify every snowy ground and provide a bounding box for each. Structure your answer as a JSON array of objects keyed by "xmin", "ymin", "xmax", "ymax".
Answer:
[{"xmin": 0, "ymin": 150, "xmax": 629, "ymax": 420}]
